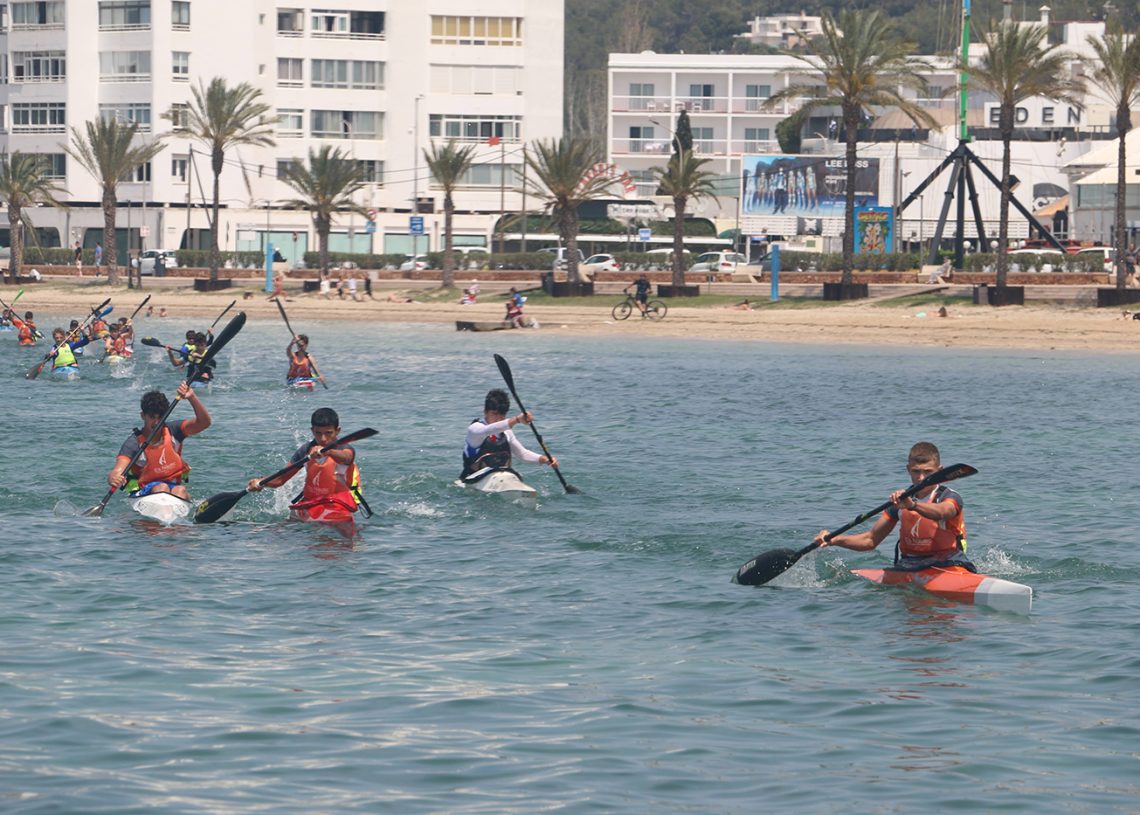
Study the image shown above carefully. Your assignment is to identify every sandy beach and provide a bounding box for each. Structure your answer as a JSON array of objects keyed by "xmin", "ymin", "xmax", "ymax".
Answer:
[{"xmin": 5, "ymin": 278, "xmax": 1139, "ymax": 353}]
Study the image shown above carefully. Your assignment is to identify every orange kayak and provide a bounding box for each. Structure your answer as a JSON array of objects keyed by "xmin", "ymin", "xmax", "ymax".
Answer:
[
  {"xmin": 289, "ymin": 493, "xmax": 359, "ymax": 535},
  {"xmin": 851, "ymin": 565, "xmax": 1032, "ymax": 614}
]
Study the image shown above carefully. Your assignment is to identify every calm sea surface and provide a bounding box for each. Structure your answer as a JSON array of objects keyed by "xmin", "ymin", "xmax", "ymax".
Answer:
[{"xmin": 2, "ymin": 315, "xmax": 1139, "ymax": 814}]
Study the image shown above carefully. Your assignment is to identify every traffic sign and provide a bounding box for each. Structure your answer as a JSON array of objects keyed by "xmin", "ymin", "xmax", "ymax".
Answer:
[
  {"xmin": 368, "ymin": 209, "xmax": 378, "ymax": 220},
  {"xmin": 638, "ymin": 227, "xmax": 651, "ymax": 242},
  {"xmin": 364, "ymin": 220, "xmax": 376, "ymax": 234},
  {"xmin": 409, "ymin": 216, "xmax": 424, "ymax": 235}
]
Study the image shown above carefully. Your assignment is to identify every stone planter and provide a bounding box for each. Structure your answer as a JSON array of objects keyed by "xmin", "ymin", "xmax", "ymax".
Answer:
[
  {"xmin": 822, "ymin": 282, "xmax": 869, "ymax": 301},
  {"xmin": 1096, "ymin": 288, "xmax": 1140, "ymax": 307},
  {"xmin": 193, "ymin": 278, "xmax": 233, "ymax": 292},
  {"xmin": 975, "ymin": 284, "xmax": 1024, "ymax": 306},
  {"xmin": 657, "ymin": 284, "xmax": 701, "ymax": 298},
  {"xmin": 541, "ymin": 272, "xmax": 592, "ymax": 297}
]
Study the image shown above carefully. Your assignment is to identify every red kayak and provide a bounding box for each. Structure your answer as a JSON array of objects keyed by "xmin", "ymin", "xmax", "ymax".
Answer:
[
  {"xmin": 289, "ymin": 492, "xmax": 359, "ymax": 535},
  {"xmin": 852, "ymin": 565, "xmax": 1032, "ymax": 614}
]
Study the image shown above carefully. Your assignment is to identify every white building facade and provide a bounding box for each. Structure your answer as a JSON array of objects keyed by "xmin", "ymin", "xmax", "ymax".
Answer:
[
  {"xmin": 608, "ymin": 15, "xmax": 1128, "ymax": 250},
  {"xmin": 0, "ymin": 0, "xmax": 563, "ymax": 264}
]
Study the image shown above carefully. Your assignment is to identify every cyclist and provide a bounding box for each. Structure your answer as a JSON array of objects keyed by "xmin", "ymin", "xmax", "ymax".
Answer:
[{"xmin": 624, "ymin": 273, "xmax": 652, "ymax": 316}]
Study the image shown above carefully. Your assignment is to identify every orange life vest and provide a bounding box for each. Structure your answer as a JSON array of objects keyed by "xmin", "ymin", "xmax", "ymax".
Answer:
[
  {"xmin": 302, "ymin": 453, "xmax": 358, "ymax": 501},
  {"xmin": 895, "ymin": 487, "xmax": 966, "ymax": 558},
  {"xmin": 14, "ymin": 317, "xmax": 36, "ymax": 345},
  {"xmin": 112, "ymin": 334, "xmax": 131, "ymax": 357},
  {"xmin": 135, "ymin": 426, "xmax": 190, "ymax": 486},
  {"xmin": 287, "ymin": 352, "xmax": 312, "ymax": 379},
  {"xmin": 92, "ymin": 319, "xmax": 109, "ymax": 338}
]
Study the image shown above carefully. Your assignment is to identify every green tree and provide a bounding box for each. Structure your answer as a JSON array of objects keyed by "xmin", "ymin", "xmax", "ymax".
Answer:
[
  {"xmin": 522, "ymin": 138, "xmax": 615, "ymax": 284},
  {"xmin": 968, "ymin": 20, "xmax": 1084, "ymax": 289},
  {"xmin": 164, "ymin": 77, "xmax": 274, "ymax": 281},
  {"xmin": 673, "ymin": 109, "xmax": 694, "ymax": 157},
  {"xmin": 765, "ymin": 10, "xmax": 935, "ymax": 286},
  {"xmin": 423, "ymin": 140, "xmax": 477, "ymax": 288},
  {"xmin": 651, "ymin": 150, "xmax": 720, "ymax": 287},
  {"xmin": 279, "ymin": 145, "xmax": 366, "ymax": 277},
  {"xmin": 64, "ymin": 117, "xmax": 164, "ymax": 286},
  {"xmin": 1086, "ymin": 26, "xmax": 1140, "ymax": 289},
  {"xmin": 0, "ymin": 153, "xmax": 67, "ymax": 282}
]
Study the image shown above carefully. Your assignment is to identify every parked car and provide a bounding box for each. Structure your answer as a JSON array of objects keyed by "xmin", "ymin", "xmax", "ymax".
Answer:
[
  {"xmin": 1074, "ymin": 246, "xmax": 1116, "ymax": 274},
  {"xmin": 537, "ymin": 246, "xmax": 585, "ymax": 269},
  {"xmin": 399, "ymin": 254, "xmax": 429, "ymax": 272},
  {"xmin": 582, "ymin": 253, "xmax": 622, "ymax": 274},
  {"xmin": 133, "ymin": 249, "xmax": 179, "ymax": 276},
  {"xmin": 690, "ymin": 251, "xmax": 746, "ymax": 274}
]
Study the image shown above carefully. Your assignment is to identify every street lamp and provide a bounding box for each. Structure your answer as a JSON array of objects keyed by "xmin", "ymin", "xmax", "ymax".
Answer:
[
  {"xmin": 649, "ymin": 118, "xmax": 681, "ymax": 155},
  {"xmin": 411, "ymin": 94, "xmax": 425, "ymax": 261}
]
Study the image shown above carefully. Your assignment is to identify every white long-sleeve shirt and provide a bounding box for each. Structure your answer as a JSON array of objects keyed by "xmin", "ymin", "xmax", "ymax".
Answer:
[{"xmin": 463, "ymin": 418, "xmax": 542, "ymax": 465}]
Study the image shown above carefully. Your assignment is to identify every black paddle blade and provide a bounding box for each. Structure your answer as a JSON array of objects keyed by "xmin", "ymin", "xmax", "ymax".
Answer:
[
  {"xmin": 923, "ymin": 463, "xmax": 977, "ymax": 489},
  {"xmin": 81, "ymin": 503, "xmax": 106, "ymax": 518},
  {"xmin": 199, "ymin": 311, "xmax": 246, "ymax": 366},
  {"xmin": 141, "ymin": 336, "xmax": 164, "ymax": 348},
  {"xmin": 564, "ymin": 483, "xmax": 582, "ymax": 494},
  {"xmin": 493, "ymin": 353, "xmax": 517, "ymax": 395},
  {"xmin": 195, "ymin": 490, "xmax": 248, "ymax": 524},
  {"xmin": 733, "ymin": 547, "xmax": 800, "ymax": 586}
]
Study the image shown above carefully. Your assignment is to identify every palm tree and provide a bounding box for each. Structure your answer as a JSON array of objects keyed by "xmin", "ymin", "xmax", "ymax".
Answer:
[
  {"xmin": 969, "ymin": 20, "xmax": 1084, "ymax": 289},
  {"xmin": 279, "ymin": 146, "xmax": 366, "ymax": 277},
  {"xmin": 651, "ymin": 150, "xmax": 720, "ymax": 288},
  {"xmin": 423, "ymin": 140, "xmax": 477, "ymax": 288},
  {"xmin": 64, "ymin": 117, "xmax": 164, "ymax": 286},
  {"xmin": 1086, "ymin": 27, "xmax": 1140, "ymax": 289},
  {"xmin": 765, "ymin": 9, "xmax": 934, "ymax": 287},
  {"xmin": 0, "ymin": 153, "xmax": 67, "ymax": 283},
  {"xmin": 164, "ymin": 77, "xmax": 274, "ymax": 281},
  {"xmin": 522, "ymin": 138, "xmax": 615, "ymax": 284}
]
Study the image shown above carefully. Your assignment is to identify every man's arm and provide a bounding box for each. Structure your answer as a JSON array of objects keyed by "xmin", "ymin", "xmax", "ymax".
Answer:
[
  {"xmin": 814, "ymin": 513, "xmax": 896, "ymax": 552},
  {"xmin": 178, "ymin": 382, "xmax": 211, "ymax": 435}
]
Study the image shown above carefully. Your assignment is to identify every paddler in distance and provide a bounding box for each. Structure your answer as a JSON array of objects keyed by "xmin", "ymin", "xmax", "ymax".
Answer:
[
  {"xmin": 461, "ymin": 388, "xmax": 557, "ymax": 479},
  {"xmin": 287, "ymin": 334, "xmax": 324, "ymax": 387},
  {"xmin": 106, "ymin": 383, "xmax": 211, "ymax": 501},
  {"xmin": 245, "ymin": 407, "xmax": 364, "ymax": 518},
  {"xmin": 811, "ymin": 441, "xmax": 973, "ymax": 571},
  {"xmin": 47, "ymin": 326, "xmax": 91, "ymax": 371},
  {"xmin": 10, "ymin": 310, "xmax": 40, "ymax": 346}
]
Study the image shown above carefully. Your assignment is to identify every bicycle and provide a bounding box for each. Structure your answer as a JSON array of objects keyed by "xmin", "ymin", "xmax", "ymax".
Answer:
[{"xmin": 612, "ymin": 292, "xmax": 667, "ymax": 321}]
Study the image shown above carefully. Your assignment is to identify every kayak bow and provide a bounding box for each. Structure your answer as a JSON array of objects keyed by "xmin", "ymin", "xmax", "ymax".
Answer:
[{"xmin": 851, "ymin": 566, "xmax": 1032, "ymax": 614}]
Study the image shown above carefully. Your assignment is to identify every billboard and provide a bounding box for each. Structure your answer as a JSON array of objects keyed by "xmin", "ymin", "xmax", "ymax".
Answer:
[
  {"xmin": 741, "ymin": 155, "xmax": 880, "ymax": 219},
  {"xmin": 853, "ymin": 206, "xmax": 893, "ymax": 255}
]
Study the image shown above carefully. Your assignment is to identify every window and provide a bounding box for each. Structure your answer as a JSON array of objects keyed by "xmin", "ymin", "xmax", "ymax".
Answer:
[
  {"xmin": 692, "ymin": 126, "xmax": 714, "ymax": 152},
  {"xmin": 11, "ymin": 1, "xmax": 65, "ymax": 28},
  {"xmin": 744, "ymin": 84, "xmax": 771, "ymax": 111},
  {"xmin": 98, "ymin": 1, "xmax": 151, "ymax": 30},
  {"xmin": 311, "ymin": 9, "xmax": 347, "ymax": 35},
  {"xmin": 100, "ymin": 103, "xmax": 152, "ymax": 132},
  {"xmin": 310, "ymin": 110, "xmax": 382, "ymax": 139},
  {"xmin": 277, "ymin": 57, "xmax": 302, "ymax": 86},
  {"xmin": 629, "ymin": 82, "xmax": 655, "ymax": 110},
  {"xmin": 311, "ymin": 60, "xmax": 383, "ymax": 89},
  {"xmin": 309, "ymin": 9, "xmax": 384, "ymax": 38},
  {"xmin": 628, "ymin": 125, "xmax": 654, "ymax": 151},
  {"xmin": 172, "ymin": 51, "xmax": 189, "ymax": 79},
  {"xmin": 99, "ymin": 51, "xmax": 152, "ymax": 81},
  {"xmin": 168, "ymin": 102, "xmax": 190, "ymax": 128},
  {"xmin": 276, "ymin": 158, "xmax": 301, "ymax": 179},
  {"xmin": 277, "ymin": 109, "xmax": 303, "ymax": 137},
  {"xmin": 743, "ymin": 127, "xmax": 771, "ymax": 150},
  {"xmin": 171, "ymin": 0, "xmax": 189, "ymax": 28},
  {"xmin": 12, "ymin": 102, "xmax": 66, "ymax": 133},
  {"xmin": 12, "ymin": 51, "xmax": 67, "ymax": 82},
  {"xmin": 171, "ymin": 154, "xmax": 189, "ymax": 182},
  {"xmin": 31, "ymin": 154, "xmax": 67, "ymax": 179},
  {"xmin": 428, "ymin": 114, "xmax": 521, "ymax": 142},
  {"xmin": 123, "ymin": 162, "xmax": 152, "ymax": 183},
  {"xmin": 356, "ymin": 160, "xmax": 384, "ymax": 184},
  {"xmin": 277, "ymin": 8, "xmax": 302, "ymax": 35},
  {"xmin": 430, "ymin": 64, "xmax": 520, "ymax": 95},
  {"xmin": 430, "ymin": 16, "xmax": 522, "ymax": 46},
  {"xmin": 455, "ymin": 163, "xmax": 520, "ymax": 187}
]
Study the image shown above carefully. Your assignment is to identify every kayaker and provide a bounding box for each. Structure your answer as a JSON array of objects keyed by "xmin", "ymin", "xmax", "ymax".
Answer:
[
  {"xmin": 460, "ymin": 388, "xmax": 557, "ymax": 479},
  {"xmin": 11, "ymin": 311, "xmax": 39, "ymax": 346},
  {"xmin": 67, "ymin": 320, "xmax": 86, "ymax": 356},
  {"xmin": 287, "ymin": 334, "xmax": 324, "ymax": 387},
  {"xmin": 245, "ymin": 407, "xmax": 364, "ymax": 516},
  {"xmin": 169, "ymin": 332, "xmax": 214, "ymax": 384},
  {"xmin": 106, "ymin": 383, "xmax": 211, "ymax": 501},
  {"xmin": 47, "ymin": 327, "xmax": 91, "ymax": 370},
  {"xmin": 812, "ymin": 442, "xmax": 973, "ymax": 571}
]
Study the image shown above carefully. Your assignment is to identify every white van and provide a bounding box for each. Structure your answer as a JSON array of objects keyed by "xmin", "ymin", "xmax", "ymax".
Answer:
[{"xmin": 537, "ymin": 247, "xmax": 585, "ymax": 269}]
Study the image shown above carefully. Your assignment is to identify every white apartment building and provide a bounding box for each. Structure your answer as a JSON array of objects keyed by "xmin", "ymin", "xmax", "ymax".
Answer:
[
  {"xmin": 608, "ymin": 14, "xmax": 1127, "ymax": 248},
  {"xmin": 0, "ymin": 0, "xmax": 563, "ymax": 264},
  {"xmin": 735, "ymin": 12, "xmax": 825, "ymax": 50}
]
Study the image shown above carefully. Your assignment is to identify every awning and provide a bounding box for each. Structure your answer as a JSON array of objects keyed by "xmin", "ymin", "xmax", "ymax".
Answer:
[{"xmin": 1033, "ymin": 194, "xmax": 1069, "ymax": 218}]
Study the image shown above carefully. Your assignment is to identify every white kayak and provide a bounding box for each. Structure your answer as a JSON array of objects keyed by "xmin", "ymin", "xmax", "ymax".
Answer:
[
  {"xmin": 129, "ymin": 492, "xmax": 192, "ymax": 524},
  {"xmin": 456, "ymin": 467, "xmax": 538, "ymax": 508}
]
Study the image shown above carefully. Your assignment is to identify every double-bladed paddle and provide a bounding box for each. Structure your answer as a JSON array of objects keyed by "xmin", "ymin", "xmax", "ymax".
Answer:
[
  {"xmin": 26, "ymin": 298, "xmax": 112, "ymax": 380},
  {"xmin": 0, "ymin": 290, "xmax": 43, "ymax": 339},
  {"xmin": 276, "ymin": 298, "xmax": 328, "ymax": 388},
  {"xmin": 82, "ymin": 311, "xmax": 247, "ymax": 518},
  {"xmin": 97, "ymin": 295, "xmax": 150, "ymax": 363},
  {"xmin": 194, "ymin": 427, "xmax": 377, "ymax": 524},
  {"xmin": 493, "ymin": 353, "xmax": 580, "ymax": 495},
  {"xmin": 732, "ymin": 463, "xmax": 978, "ymax": 586},
  {"xmin": 140, "ymin": 336, "xmax": 185, "ymax": 355},
  {"xmin": 210, "ymin": 299, "xmax": 237, "ymax": 331}
]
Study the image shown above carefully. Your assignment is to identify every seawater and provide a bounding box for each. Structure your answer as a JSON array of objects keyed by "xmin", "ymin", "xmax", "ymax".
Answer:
[{"xmin": 2, "ymin": 317, "xmax": 1138, "ymax": 814}]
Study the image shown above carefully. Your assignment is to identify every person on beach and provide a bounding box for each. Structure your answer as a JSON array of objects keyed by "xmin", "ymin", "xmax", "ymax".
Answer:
[
  {"xmin": 505, "ymin": 299, "xmax": 527, "ymax": 328},
  {"xmin": 47, "ymin": 327, "xmax": 91, "ymax": 370},
  {"xmin": 245, "ymin": 407, "xmax": 364, "ymax": 517},
  {"xmin": 460, "ymin": 389, "xmax": 557, "ymax": 479},
  {"xmin": 287, "ymin": 334, "xmax": 324, "ymax": 387},
  {"xmin": 624, "ymin": 273, "xmax": 652, "ymax": 316},
  {"xmin": 346, "ymin": 272, "xmax": 360, "ymax": 301},
  {"xmin": 106, "ymin": 384, "xmax": 211, "ymax": 501},
  {"xmin": 10, "ymin": 310, "xmax": 39, "ymax": 346},
  {"xmin": 319, "ymin": 274, "xmax": 331, "ymax": 299},
  {"xmin": 269, "ymin": 272, "xmax": 288, "ymax": 301},
  {"xmin": 811, "ymin": 442, "xmax": 973, "ymax": 572}
]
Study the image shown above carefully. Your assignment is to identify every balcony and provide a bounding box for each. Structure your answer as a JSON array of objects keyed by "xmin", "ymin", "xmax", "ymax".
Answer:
[
  {"xmin": 734, "ymin": 140, "xmax": 780, "ymax": 154},
  {"xmin": 611, "ymin": 96, "xmax": 673, "ymax": 113},
  {"xmin": 613, "ymin": 138, "xmax": 730, "ymax": 156}
]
